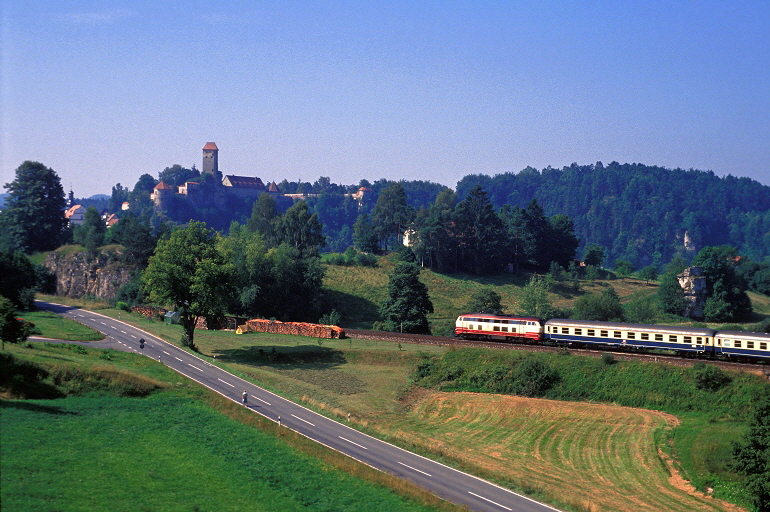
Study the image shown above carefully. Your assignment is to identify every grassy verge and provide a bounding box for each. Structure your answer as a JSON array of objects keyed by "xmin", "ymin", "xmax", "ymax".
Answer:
[
  {"xmin": 1, "ymin": 343, "xmax": 460, "ymax": 512},
  {"xmin": 18, "ymin": 309, "xmax": 104, "ymax": 341}
]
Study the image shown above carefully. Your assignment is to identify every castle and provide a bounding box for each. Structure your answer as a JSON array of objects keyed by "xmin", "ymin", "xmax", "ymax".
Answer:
[{"xmin": 151, "ymin": 142, "xmax": 282, "ymax": 209}]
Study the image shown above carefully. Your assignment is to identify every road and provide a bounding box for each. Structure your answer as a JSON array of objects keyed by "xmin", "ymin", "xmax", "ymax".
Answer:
[{"xmin": 35, "ymin": 300, "xmax": 559, "ymax": 512}]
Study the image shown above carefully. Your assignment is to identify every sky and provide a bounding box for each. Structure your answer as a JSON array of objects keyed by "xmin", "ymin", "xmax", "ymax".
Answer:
[{"xmin": 2, "ymin": 1, "xmax": 769, "ymax": 198}]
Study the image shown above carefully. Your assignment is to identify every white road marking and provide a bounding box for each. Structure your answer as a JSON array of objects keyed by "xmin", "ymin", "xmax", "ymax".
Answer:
[
  {"xmin": 120, "ymin": 330, "xmax": 127, "ymax": 334},
  {"xmin": 175, "ymin": 357, "xmax": 183, "ymax": 361},
  {"xmin": 188, "ymin": 364, "xmax": 203, "ymax": 371},
  {"xmin": 100, "ymin": 322, "xmax": 107, "ymax": 325},
  {"xmin": 398, "ymin": 461, "xmax": 432, "ymax": 477},
  {"xmin": 253, "ymin": 396, "xmax": 271, "ymax": 406},
  {"xmin": 130, "ymin": 335, "xmax": 137, "ymax": 339},
  {"xmin": 291, "ymin": 414, "xmax": 315, "ymax": 427},
  {"xmin": 339, "ymin": 436, "xmax": 367, "ymax": 450},
  {"xmin": 110, "ymin": 326, "xmax": 117, "ymax": 329},
  {"xmin": 163, "ymin": 351, "xmax": 170, "ymax": 355},
  {"xmin": 217, "ymin": 378, "xmax": 235, "ymax": 388},
  {"xmin": 468, "ymin": 492, "xmax": 512, "ymax": 511}
]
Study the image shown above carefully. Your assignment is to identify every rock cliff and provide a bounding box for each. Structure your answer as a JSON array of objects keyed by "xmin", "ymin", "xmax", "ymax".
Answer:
[{"xmin": 43, "ymin": 247, "xmax": 134, "ymax": 300}]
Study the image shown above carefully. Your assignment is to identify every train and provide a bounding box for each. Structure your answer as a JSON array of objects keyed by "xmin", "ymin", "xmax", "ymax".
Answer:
[{"xmin": 454, "ymin": 313, "xmax": 770, "ymax": 361}]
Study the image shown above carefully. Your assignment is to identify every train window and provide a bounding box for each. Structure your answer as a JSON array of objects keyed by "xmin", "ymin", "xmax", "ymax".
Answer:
[
  {"xmin": 735, "ymin": 341, "xmax": 742, "ymax": 348},
  {"xmin": 717, "ymin": 339, "xmax": 722, "ymax": 346},
  {"xmin": 614, "ymin": 331, "xmax": 622, "ymax": 338},
  {"xmin": 627, "ymin": 332, "xmax": 635, "ymax": 339},
  {"xmin": 562, "ymin": 327, "xmax": 570, "ymax": 334},
  {"xmin": 600, "ymin": 330, "xmax": 608, "ymax": 337},
  {"xmin": 575, "ymin": 328, "xmax": 582, "ymax": 335},
  {"xmin": 669, "ymin": 335, "xmax": 677, "ymax": 342},
  {"xmin": 501, "ymin": 327, "xmax": 508, "ymax": 332},
  {"xmin": 747, "ymin": 341, "xmax": 754, "ymax": 349},
  {"xmin": 683, "ymin": 336, "xmax": 692, "ymax": 344},
  {"xmin": 696, "ymin": 337, "xmax": 702, "ymax": 344},
  {"xmin": 655, "ymin": 334, "xmax": 663, "ymax": 341},
  {"xmin": 761, "ymin": 343, "xmax": 767, "ymax": 350},
  {"xmin": 493, "ymin": 326, "xmax": 500, "ymax": 332},
  {"xmin": 641, "ymin": 333, "xmax": 649, "ymax": 340},
  {"xmin": 587, "ymin": 329, "xmax": 595, "ymax": 336}
]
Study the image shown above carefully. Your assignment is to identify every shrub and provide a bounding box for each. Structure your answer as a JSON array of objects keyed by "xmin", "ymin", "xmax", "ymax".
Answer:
[
  {"xmin": 511, "ymin": 357, "xmax": 559, "ymax": 397},
  {"xmin": 18, "ymin": 288, "xmax": 36, "ymax": 311},
  {"xmin": 319, "ymin": 309, "xmax": 342, "ymax": 326},
  {"xmin": 116, "ymin": 301, "xmax": 131, "ymax": 312},
  {"xmin": 601, "ymin": 352, "xmax": 616, "ymax": 365},
  {"xmin": 691, "ymin": 362, "xmax": 731, "ymax": 392}
]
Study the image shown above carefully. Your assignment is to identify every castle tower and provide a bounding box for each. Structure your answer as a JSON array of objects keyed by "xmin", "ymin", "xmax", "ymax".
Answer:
[{"xmin": 202, "ymin": 142, "xmax": 219, "ymax": 176}]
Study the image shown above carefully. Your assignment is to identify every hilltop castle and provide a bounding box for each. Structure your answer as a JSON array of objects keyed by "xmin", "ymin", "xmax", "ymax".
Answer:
[{"xmin": 151, "ymin": 142, "xmax": 282, "ymax": 209}]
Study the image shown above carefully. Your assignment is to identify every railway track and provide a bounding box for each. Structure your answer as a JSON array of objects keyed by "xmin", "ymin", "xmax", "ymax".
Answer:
[{"xmin": 346, "ymin": 329, "xmax": 770, "ymax": 376}]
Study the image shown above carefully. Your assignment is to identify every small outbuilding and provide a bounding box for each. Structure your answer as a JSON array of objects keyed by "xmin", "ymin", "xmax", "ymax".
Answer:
[{"xmin": 164, "ymin": 311, "xmax": 181, "ymax": 324}]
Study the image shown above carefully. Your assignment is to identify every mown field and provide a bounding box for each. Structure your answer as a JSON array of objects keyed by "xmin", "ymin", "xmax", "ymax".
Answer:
[
  {"xmin": 25, "ymin": 299, "xmax": 768, "ymax": 511},
  {"xmin": 0, "ymin": 343, "xmax": 459, "ymax": 512}
]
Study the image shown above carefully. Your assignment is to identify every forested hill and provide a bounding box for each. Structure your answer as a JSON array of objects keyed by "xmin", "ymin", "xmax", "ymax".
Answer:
[{"xmin": 456, "ymin": 162, "xmax": 770, "ymax": 268}]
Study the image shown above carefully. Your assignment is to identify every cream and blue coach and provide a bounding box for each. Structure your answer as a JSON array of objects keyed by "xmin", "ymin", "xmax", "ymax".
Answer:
[
  {"xmin": 713, "ymin": 331, "xmax": 770, "ymax": 359},
  {"xmin": 545, "ymin": 319, "xmax": 717, "ymax": 355}
]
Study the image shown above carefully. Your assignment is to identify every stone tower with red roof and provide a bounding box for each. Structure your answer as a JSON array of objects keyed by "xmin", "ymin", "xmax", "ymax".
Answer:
[{"xmin": 202, "ymin": 142, "xmax": 219, "ymax": 176}]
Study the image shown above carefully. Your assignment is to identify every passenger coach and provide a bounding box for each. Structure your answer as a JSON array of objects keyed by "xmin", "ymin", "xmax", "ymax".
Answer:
[
  {"xmin": 455, "ymin": 314, "xmax": 543, "ymax": 341},
  {"xmin": 545, "ymin": 319, "xmax": 716, "ymax": 355},
  {"xmin": 714, "ymin": 331, "xmax": 770, "ymax": 359}
]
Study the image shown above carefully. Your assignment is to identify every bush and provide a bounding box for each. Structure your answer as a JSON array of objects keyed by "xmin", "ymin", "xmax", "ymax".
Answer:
[
  {"xmin": 601, "ymin": 352, "xmax": 616, "ymax": 365},
  {"xmin": 18, "ymin": 288, "xmax": 36, "ymax": 311},
  {"xmin": 691, "ymin": 362, "xmax": 731, "ymax": 392},
  {"xmin": 319, "ymin": 309, "xmax": 341, "ymax": 326},
  {"xmin": 116, "ymin": 301, "xmax": 131, "ymax": 312},
  {"xmin": 511, "ymin": 357, "xmax": 560, "ymax": 397}
]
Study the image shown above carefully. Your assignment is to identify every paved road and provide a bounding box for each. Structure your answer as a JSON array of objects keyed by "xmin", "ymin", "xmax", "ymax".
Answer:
[{"xmin": 35, "ymin": 300, "xmax": 559, "ymax": 512}]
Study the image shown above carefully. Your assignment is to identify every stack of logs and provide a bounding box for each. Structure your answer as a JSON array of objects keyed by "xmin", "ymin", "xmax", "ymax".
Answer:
[
  {"xmin": 131, "ymin": 305, "xmax": 167, "ymax": 318},
  {"xmin": 243, "ymin": 318, "xmax": 345, "ymax": 339}
]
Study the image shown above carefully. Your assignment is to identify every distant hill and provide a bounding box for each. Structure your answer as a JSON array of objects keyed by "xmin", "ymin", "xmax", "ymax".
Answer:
[{"xmin": 456, "ymin": 162, "xmax": 770, "ymax": 268}]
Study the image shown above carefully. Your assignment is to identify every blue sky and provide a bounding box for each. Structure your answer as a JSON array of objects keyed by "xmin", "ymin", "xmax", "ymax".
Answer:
[{"xmin": 2, "ymin": 1, "xmax": 769, "ymax": 197}]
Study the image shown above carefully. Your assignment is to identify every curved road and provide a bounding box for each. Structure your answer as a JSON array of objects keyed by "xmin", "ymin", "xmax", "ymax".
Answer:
[{"xmin": 36, "ymin": 301, "xmax": 559, "ymax": 512}]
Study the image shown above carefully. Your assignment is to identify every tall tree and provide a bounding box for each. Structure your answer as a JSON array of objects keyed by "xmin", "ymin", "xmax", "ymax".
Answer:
[
  {"xmin": 272, "ymin": 201, "xmax": 325, "ymax": 258},
  {"xmin": 453, "ymin": 186, "xmax": 507, "ymax": 275},
  {"xmin": 353, "ymin": 213, "xmax": 379, "ymax": 254},
  {"xmin": 658, "ymin": 259, "xmax": 687, "ymax": 316},
  {"xmin": 379, "ymin": 261, "xmax": 434, "ymax": 334},
  {"xmin": 245, "ymin": 193, "xmax": 277, "ymax": 239},
  {"xmin": 517, "ymin": 275, "xmax": 555, "ymax": 318},
  {"xmin": 371, "ymin": 182, "xmax": 411, "ymax": 251},
  {"xmin": 142, "ymin": 221, "xmax": 235, "ymax": 350},
  {"xmin": 693, "ymin": 246, "xmax": 752, "ymax": 322},
  {"xmin": 1, "ymin": 161, "xmax": 67, "ymax": 253}
]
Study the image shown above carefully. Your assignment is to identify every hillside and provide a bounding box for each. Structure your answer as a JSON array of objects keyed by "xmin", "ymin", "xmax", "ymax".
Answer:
[
  {"xmin": 321, "ymin": 255, "xmax": 770, "ymax": 332},
  {"xmin": 456, "ymin": 163, "xmax": 770, "ymax": 269}
]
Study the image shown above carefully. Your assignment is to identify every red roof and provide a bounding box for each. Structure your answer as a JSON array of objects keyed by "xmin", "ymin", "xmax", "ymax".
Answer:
[
  {"xmin": 154, "ymin": 182, "xmax": 174, "ymax": 190},
  {"xmin": 203, "ymin": 142, "xmax": 218, "ymax": 151},
  {"xmin": 268, "ymin": 181, "xmax": 281, "ymax": 193}
]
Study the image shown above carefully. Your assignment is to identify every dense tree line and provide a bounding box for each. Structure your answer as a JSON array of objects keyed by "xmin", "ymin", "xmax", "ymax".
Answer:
[{"xmin": 456, "ymin": 162, "xmax": 770, "ymax": 269}]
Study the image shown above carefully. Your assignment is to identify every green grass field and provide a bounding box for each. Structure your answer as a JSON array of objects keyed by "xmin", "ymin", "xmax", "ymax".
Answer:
[
  {"xmin": 1, "ymin": 343, "xmax": 458, "ymax": 512},
  {"xmin": 19, "ymin": 309, "xmax": 104, "ymax": 341}
]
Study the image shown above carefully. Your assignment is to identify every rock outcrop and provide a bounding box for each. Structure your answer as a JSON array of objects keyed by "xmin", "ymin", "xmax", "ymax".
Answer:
[
  {"xmin": 677, "ymin": 266, "xmax": 707, "ymax": 320},
  {"xmin": 43, "ymin": 247, "xmax": 134, "ymax": 300}
]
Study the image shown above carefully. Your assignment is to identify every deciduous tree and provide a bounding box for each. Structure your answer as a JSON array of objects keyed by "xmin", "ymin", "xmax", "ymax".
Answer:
[
  {"xmin": 464, "ymin": 289, "xmax": 504, "ymax": 315},
  {"xmin": 142, "ymin": 221, "xmax": 234, "ymax": 350}
]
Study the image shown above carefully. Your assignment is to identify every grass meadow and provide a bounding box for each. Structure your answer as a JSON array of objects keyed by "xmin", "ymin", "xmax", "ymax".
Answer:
[
  {"xmin": 1, "ymin": 343, "xmax": 461, "ymax": 512},
  {"xmin": 25, "ymin": 262, "xmax": 770, "ymax": 512}
]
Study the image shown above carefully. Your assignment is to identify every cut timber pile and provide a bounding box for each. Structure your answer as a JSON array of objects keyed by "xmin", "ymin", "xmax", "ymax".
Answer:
[
  {"xmin": 132, "ymin": 305, "xmax": 167, "ymax": 318},
  {"xmin": 243, "ymin": 319, "xmax": 345, "ymax": 339}
]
